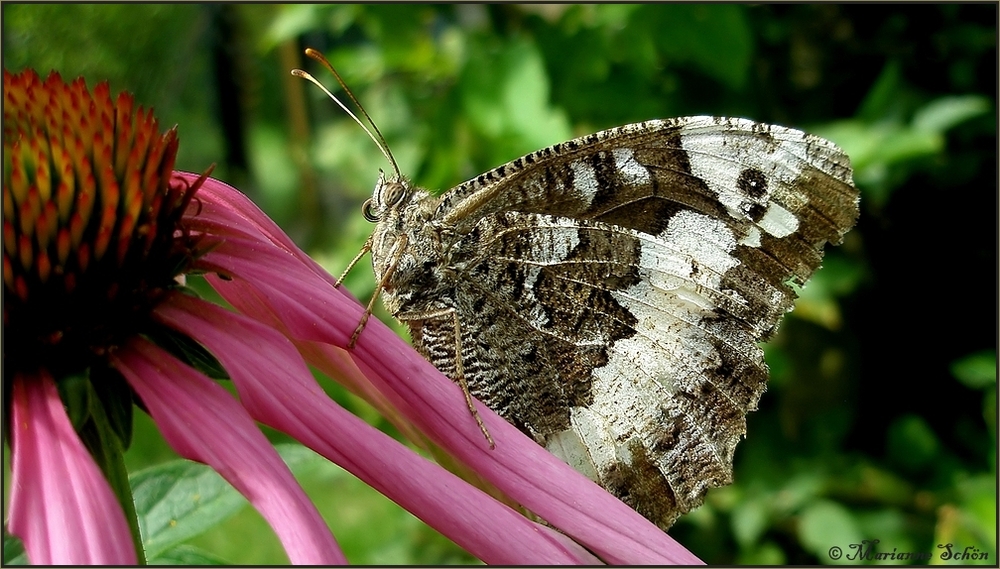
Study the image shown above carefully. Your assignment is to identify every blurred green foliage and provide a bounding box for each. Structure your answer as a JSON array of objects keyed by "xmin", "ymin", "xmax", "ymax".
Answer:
[{"xmin": 3, "ymin": 4, "xmax": 995, "ymax": 565}]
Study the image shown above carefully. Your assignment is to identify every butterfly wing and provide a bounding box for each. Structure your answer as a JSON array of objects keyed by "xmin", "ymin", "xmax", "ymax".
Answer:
[
  {"xmin": 438, "ymin": 116, "xmax": 856, "ymax": 288},
  {"xmin": 405, "ymin": 117, "xmax": 858, "ymax": 528}
]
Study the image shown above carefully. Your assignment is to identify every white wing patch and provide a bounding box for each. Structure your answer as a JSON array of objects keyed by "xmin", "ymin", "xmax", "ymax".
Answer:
[
  {"xmin": 613, "ymin": 148, "xmax": 652, "ymax": 186},
  {"xmin": 570, "ymin": 159, "xmax": 600, "ymax": 206},
  {"xmin": 757, "ymin": 202, "xmax": 799, "ymax": 238},
  {"xmin": 660, "ymin": 210, "xmax": 740, "ymax": 279}
]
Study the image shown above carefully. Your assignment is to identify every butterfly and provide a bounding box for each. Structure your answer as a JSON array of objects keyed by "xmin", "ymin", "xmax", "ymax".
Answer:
[{"xmin": 297, "ymin": 51, "xmax": 859, "ymax": 529}]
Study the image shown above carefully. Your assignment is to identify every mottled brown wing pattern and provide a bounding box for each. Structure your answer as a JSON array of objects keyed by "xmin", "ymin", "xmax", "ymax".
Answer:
[
  {"xmin": 445, "ymin": 213, "xmax": 774, "ymax": 527},
  {"xmin": 369, "ymin": 116, "xmax": 859, "ymax": 529}
]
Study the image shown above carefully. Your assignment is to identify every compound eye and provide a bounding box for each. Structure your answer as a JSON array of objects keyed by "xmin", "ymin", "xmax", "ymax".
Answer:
[
  {"xmin": 383, "ymin": 182, "xmax": 405, "ymax": 208},
  {"xmin": 362, "ymin": 199, "xmax": 378, "ymax": 222}
]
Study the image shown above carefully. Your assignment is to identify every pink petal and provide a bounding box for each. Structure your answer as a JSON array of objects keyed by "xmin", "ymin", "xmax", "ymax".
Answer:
[
  {"xmin": 154, "ymin": 291, "xmax": 597, "ymax": 564},
  {"xmin": 178, "ymin": 172, "xmax": 336, "ymax": 287},
  {"xmin": 7, "ymin": 372, "xmax": 137, "ymax": 565},
  {"xmin": 109, "ymin": 337, "xmax": 345, "ymax": 565}
]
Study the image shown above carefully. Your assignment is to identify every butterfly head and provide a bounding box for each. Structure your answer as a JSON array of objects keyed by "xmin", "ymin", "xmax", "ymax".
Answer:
[
  {"xmin": 363, "ymin": 169, "xmax": 417, "ymax": 224},
  {"xmin": 365, "ymin": 169, "xmax": 440, "ymax": 310}
]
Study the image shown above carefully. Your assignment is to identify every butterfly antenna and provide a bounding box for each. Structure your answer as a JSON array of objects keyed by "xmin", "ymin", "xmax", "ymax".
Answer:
[{"xmin": 291, "ymin": 48, "xmax": 401, "ymax": 179}]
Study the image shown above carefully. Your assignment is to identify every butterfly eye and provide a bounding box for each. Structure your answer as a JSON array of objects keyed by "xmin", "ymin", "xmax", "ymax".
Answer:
[
  {"xmin": 362, "ymin": 199, "xmax": 379, "ymax": 222},
  {"xmin": 383, "ymin": 182, "xmax": 406, "ymax": 208}
]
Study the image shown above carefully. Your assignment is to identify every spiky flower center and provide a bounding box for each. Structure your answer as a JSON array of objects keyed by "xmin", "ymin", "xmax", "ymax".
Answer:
[{"xmin": 3, "ymin": 69, "xmax": 205, "ymax": 376}]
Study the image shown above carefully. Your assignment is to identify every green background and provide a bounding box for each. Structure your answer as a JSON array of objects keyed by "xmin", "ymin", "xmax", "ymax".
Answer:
[{"xmin": 3, "ymin": 4, "xmax": 996, "ymax": 565}]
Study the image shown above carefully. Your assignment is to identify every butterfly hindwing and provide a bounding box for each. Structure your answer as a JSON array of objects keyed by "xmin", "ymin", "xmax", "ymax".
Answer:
[{"xmin": 437, "ymin": 211, "xmax": 767, "ymax": 527}]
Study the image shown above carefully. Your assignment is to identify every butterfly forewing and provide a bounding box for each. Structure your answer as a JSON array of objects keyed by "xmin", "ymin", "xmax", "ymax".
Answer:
[{"xmin": 367, "ymin": 116, "xmax": 859, "ymax": 529}]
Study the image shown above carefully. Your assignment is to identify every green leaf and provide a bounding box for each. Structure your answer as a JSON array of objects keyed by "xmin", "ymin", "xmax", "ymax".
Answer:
[
  {"xmin": 262, "ymin": 4, "xmax": 329, "ymax": 48},
  {"xmin": 145, "ymin": 324, "xmax": 229, "ymax": 381},
  {"xmin": 934, "ymin": 477, "xmax": 997, "ymax": 564},
  {"xmin": 131, "ymin": 459, "xmax": 249, "ymax": 558},
  {"xmin": 912, "ymin": 95, "xmax": 991, "ymax": 134},
  {"xmin": 871, "ymin": 127, "xmax": 942, "ymax": 166},
  {"xmin": 951, "ymin": 351, "xmax": 997, "ymax": 390},
  {"xmin": 738, "ymin": 540, "xmax": 786, "ymax": 565},
  {"xmin": 856, "ymin": 509, "xmax": 916, "ymax": 561},
  {"xmin": 500, "ymin": 40, "xmax": 572, "ymax": 152},
  {"xmin": 956, "ymin": 475, "xmax": 997, "ymax": 550},
  {"xmin": 811, "ymin": 120, "xmax": 883, "ymax": 171},
  {"xmin": 648, "ymin": 4, "xmax": 753, "ymax": 90},
  {"xmin": 132, "ymin": 444, "xmax": 319, "ymax": 558},
  {"xmin": 3, "ymin": 532, "xmax": 27, "ymax": 565},
  {"xmin": 798, "ymin": 500, "xmax": 863, "ymax": 562},
  {"xmin": 147, "ymin": 544, "xmax": 231, "ymax": 565},
  {"xmin": 460, "ymin": 38, "xmax": 570, "ymax": 162},
  {"xmin": 91, "ymin": 366, "xmax": 135, "ymax": 449},
  {"xmin": 731, "ymin": 496, "xmax": 770, "ymax": 547},
  {"xmin": 57, "ymin": 372, "xmax": 93, "ymax": 431},
  {"xmin": 459, "ymin": 43, "xmax": 506, "ymax": 138},
  {"xmin": 856, "ymin": 61, "xmax": 905, "ymax": 122},
  {"xmin": 886, "ymin": 414, "xmax": 940, "ymax": 472}
]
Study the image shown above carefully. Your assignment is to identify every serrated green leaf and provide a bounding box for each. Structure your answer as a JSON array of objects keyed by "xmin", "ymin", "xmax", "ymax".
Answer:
[{"xmin": 132, "ymin": 444, "xmax": 319, "ymax": 558}]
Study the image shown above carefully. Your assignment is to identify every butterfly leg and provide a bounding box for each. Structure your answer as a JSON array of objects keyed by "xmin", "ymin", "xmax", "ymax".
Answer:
[
  {"xmin": 397, "ymin": 307, "xmax": 496, "ymax": 449},
  {"xmin": 348, "ymin": 234, "xmax": 406, "ymax": 348},
  {"xmin": 335, "ymin": 235, "xmax": 373, "ymax": 288}
]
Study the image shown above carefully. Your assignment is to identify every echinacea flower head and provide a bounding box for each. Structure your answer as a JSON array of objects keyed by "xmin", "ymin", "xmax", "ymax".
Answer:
[
  {"xmin": 3, "ymin": 69, "xmax": 343, "ymax": 565},
  {"xmin": 3, "ymin": 69, "xmax": 201, "ymax": 378},
  {"xmin": 3, "ymin": 68, "xmax": 701, "ymax": 566}
]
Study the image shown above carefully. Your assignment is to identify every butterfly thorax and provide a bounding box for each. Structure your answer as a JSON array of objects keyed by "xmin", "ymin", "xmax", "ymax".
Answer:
[{"xmin": 368, "ymin": 173, "xmax": 455, "ymax": 316}]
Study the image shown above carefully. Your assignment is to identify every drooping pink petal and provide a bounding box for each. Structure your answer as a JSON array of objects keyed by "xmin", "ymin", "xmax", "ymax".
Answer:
[
  {"xmin": 185, "ymin": 173, "xmax": 702, "ymax": 564},
  {"xmin": 7, "ymin": 372, "xmax": 137, "ymax": 565},
  {"xmin": 178, "ymin": 172, "xmax": 337, "ymax": 288},
  {"xmin": 154, "ymin": 291, "xmax": 598, "ymax": 564},
  {"xmin": 109, "ymin": 337, "xmax": 345, "ymax": 565}
]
